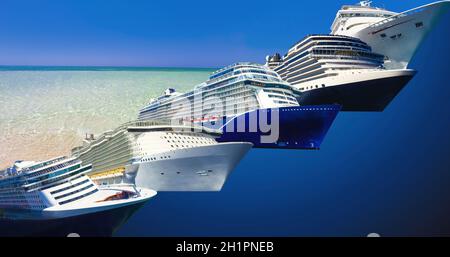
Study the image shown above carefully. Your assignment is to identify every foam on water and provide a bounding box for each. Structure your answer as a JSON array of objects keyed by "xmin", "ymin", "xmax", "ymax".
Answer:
[{"xmin": 0, "ymin": 69, "xmax": 212, "ymax": 169}]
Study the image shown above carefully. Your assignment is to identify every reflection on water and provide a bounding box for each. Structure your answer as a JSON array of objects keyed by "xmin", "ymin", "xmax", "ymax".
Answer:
[{"xmin": 0, "ymin": 69, "xmax": 212, "ymax": 168}]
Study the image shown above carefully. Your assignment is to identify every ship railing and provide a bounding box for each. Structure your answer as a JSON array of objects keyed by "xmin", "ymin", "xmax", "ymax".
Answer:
[
  {"xmin": 290, "ymin": 34, "xmax": 367, "ymax": 52},
  {"xmin": 208, "ymin": 71, "xmax": 284, "ymax": 86},
  {"xmin": 20, "ymin": 156, "xmax": 69, "ymax": 173},
  {"xmin": 72, "ymin": 120, "xmax": 172, "ymax": 153},
  {"xmin": 368, "ymin": 2, "xmax": 440, "ymax": 29},
  {"xmin": 209, "ymin": 62, "xmax": 269, "ymax": 80},
  {"xmin": 118, "ymin": 119, "xmax": 172, "ymax": 130},
  {"xmin": 98, "ymin": 183, "xmax": 144, "ymax": 197},
  {"xmin": 124, "ymin": 119, "xmax": 222, "ymax": 135},
  {"xmin": 210, "ymin": 62, "xmax": 262, "ymax": 77},
  {"xmin": 73, "ymin": 119, "xmax": 223, "ymax": 153},
  {"xmin": 207, "ymin": 72, "xmax": 238, "ymax": 84},
  {"xmin": 98, "ymin": 119, "xmax": 172, "ymax": 138},
  {"xmin": 99, "ymin": 183, "xmax": 136, "ymax": 190},
  {"xmin": 305, "ymin": 33, "xmax": 364, "ymax": 38}
]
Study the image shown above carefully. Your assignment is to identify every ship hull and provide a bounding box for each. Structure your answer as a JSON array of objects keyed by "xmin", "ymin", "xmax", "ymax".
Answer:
[
  {"xmin": 0, "ymin": 200, "xmax": 148, "ymax": 237},
  {"xmin": 127, "ymin": 142, "xmax": 253, "ymax": 191},
  {"xmin": 352, "ymin": 1, "xmax": 450, "ymax": 69},
  {"xmin": 211, "ymin": 105, "xmax": 340, "ymax": 149},
  {"xmin": 295, "ymin": 70, "xmax": 416, "ymax": 112},
  {"xmin": 0, "ymin": 187, "xmax": 155, "ymax": 237}
]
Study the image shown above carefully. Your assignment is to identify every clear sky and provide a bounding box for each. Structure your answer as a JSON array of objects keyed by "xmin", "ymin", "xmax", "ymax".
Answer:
[{"xmin": 0, "ymin": 0, "xmax": 434, "ymax": 67}]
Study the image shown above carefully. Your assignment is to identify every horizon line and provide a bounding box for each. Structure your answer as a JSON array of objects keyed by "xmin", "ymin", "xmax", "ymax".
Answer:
[{"xmin": 0, "ymin": 64, "xmax": 219, "ymax": 70}]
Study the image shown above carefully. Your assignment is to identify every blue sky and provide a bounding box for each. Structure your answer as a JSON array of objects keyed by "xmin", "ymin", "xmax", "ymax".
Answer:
[{"xmin": 0, "ymin": 0, "xmax": 434, "ymax": 67}]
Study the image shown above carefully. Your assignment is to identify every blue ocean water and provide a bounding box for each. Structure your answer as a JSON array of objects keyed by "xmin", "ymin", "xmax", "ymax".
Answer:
[{"xmin": 113, "ymin": 12, "xmax": 450, "ymax": 236}]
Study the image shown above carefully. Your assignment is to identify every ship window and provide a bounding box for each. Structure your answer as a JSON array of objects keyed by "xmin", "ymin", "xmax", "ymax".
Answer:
[
  {"xmin": 380, "ymin": 33, "xmax": 386, "ymax": 38},
  {"xmin": 415, "ymin": 22, "xmax": 423, "ymax": 28}
]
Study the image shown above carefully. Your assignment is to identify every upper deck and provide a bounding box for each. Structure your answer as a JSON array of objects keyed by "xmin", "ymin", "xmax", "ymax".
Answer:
[
  {"xmin": 0, "ymin": 156, "xmax": 69, "ymax": 180},
  {"xmin": 286, "ymin": 34, "xmax": 370, "ymax": 57},
  {"xmin": 72, "ymin": 119, "xmax": 223, "ymax": 156},
  {"xmin": 331, "ymin": 2, "xmax": 398, "ymax": 33},
  {"xmin": 208, "ymin": 62, "xmax": 280, "ymax": 81},
  {"xmin": 142, "ymin": 62, "xmax": 291, "ymax": 112},
  {"xmin": 0, "ymin": 156, "xmax": 91, "ymax": 194}
]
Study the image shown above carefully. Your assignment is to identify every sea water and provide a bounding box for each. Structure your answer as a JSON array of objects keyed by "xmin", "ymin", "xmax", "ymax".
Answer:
[{"xmin": 0, "ymin": 67, "xmax": 213, "ymax": 169}]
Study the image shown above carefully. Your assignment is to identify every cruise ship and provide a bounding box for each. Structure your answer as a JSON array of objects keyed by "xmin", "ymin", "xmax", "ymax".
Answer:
[
  {"xmin": 0, "ymin": 156, "xmax": 156, "ymax": 237},
  {"xmin": 266, "ymin": 35, "xmax": 416, "ymax": 111},
  {"xmin": 331, "ymin": 1, "xmax": 450, "ymax": 69},
  {"xmin": 71, "ymin": 120, "xmax": 252, "ymax": 191},
  {"xmin": 138, "ymin": 63, "xmax": 341, "ymax": 149}
]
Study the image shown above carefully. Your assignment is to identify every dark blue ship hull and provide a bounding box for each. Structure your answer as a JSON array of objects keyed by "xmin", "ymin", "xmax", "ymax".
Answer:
[
  {"xmin": 0, "ymin": 201, "xmax": 147, "ymax": 237},
  {"xmin": 296, "ymin": 74, "xmax": 415, "ymax": 112},
  {"xmin": 204, "ymin": 105, "xmax": 340, "ymax": 150}
]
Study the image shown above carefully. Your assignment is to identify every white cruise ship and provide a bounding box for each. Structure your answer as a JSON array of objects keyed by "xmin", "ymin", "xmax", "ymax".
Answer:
[
  {"xmin": 266, "ymin": 35, "xmax": 416, "ymax": 111},
  {"xmin": 71, "ymin": 120, "xmax": 252, "ymax": 191},
  {"xmin": 0, "ymin": 156, "xmax": 156, "ymax": 236},
  {"xmin": 331, "ymin": 1, "xmax": 450, "ymax": 69},
  {"xmin": 138, "ymin": 63, "xmax": 341, "ymax": 149}
]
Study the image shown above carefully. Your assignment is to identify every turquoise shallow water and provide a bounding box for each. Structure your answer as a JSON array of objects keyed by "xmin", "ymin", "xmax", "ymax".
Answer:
[{"xmin": 0, "ymin": 67, "xmax": 214, "ymax": 168}]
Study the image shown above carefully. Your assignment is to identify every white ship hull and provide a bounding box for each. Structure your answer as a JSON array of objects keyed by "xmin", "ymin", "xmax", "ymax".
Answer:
[
  {"xmin": 0, "ymin": 186, "xmax": 156, "ymax": 236},
  {"xmin": 126, "ymin": 142, "xmax": 253, "ymax": 191},
  {"xmin": 338, "ymin": 1, "xmax": 450, "ymax": 69},
  {"xmin": 42, "ymin": 187, "xmax": 156, "ymax": 219}
]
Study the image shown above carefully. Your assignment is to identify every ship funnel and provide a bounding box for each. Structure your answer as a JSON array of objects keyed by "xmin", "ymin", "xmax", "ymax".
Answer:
[
  {"xmin": 85, "ymin": 133, "xmax": 95, "ymax": 140},
  {"xmin": 358, "ymin": 1, "xmax": 372, "ymax": 7},
  {"xmin": 164, "ymin": 88, "xmax": 176, "ymax": 96}
]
